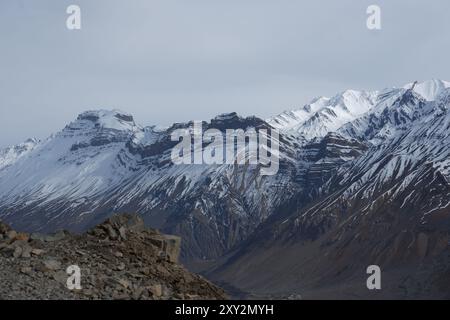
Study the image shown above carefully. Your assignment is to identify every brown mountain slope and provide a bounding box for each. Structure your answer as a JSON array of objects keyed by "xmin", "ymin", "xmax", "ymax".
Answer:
[{"xmin": 207, "ymin": 166, "xmax": 450, "ymax": 299}]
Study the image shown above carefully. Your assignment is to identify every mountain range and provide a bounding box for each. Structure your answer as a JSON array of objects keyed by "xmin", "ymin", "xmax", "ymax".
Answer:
[{"xmin": 1, "ymin": 79, "xmax": 450, "ymax": 298}]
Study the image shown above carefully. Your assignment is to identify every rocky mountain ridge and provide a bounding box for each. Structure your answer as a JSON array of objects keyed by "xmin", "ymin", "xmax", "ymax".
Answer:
[{"xmin": 0, "ymin": 214, "xmax": 226, "ymax": 300}]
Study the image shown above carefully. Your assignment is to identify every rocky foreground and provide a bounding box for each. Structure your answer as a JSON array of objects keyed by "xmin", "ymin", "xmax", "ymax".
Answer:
[{"xmin": 0, "ymin": 214, "xmax": 227, "ymax": 300}]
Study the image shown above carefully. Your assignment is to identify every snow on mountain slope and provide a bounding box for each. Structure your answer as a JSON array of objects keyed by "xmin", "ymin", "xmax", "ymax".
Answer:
[
  {"xmin": 337, "ymin": 88, "xmax": 426, "ymax": 143},
  {"xmin": 269, "ymin": 80, "xmax": 450, "ymax": 141},
  {"xmin": 210, "ymin": 87, "xmax": 450, "ymax": 298},
  {"xmin": 0, "ymin": 111, "xmax": 308, "ymax": 261},
  {"xmin": 279, "ymin": 83, "xmax": 450, "ymax": 235},
  {"xmin": 405, "ymin": 79, "xmax": 450, "ymax": 101},
  {"xmin": 0, "ymin": 138, "xmax": 39, "ymax": 171},
  {"xmin": 293, "ymin": 90, "xmax": 377, "ymax": 139},
  {"xmin": 0, "ymin": 110, "xmax": 139, "ymax": 206},
  {"xmin": 296, "ymin": 87, "xmax": 450, "ymax": 227},
  {"xmin": 269, "ymin": 90, "xmax": 377, "ymax": 140},
  {"xmin": 268, "ymin": 96, "xmax": 330, "ymax": 130}
]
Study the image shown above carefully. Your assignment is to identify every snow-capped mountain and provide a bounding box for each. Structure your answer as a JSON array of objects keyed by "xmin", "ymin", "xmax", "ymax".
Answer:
[
  {"xmin": 1, "ymin": 79, "xmax": 450, "ymax": 292},
  {"xmin": 269, "ymin": 79, "xmax": 450, "ymax": 140},
  {"xmin": 0, "ymin": 107, "xmax": 366, "ymax": 262},
  {"xmin": 404, "ymin": 79, "xmax": 450, "ymax": 101},
  {"xmin": 0, "ymin": 110, "xmax": 303, "ymax": 261},
  {"xmin": 269, "ymin": 90, "xmax": 377, "ymax": 139},
  {"xmin": 0, "ymin": 138, "xmax": 38, "ymax": 170},
  {"xmin": 210, "ymin": 81, "xmax": 450, "ymax": 299}
]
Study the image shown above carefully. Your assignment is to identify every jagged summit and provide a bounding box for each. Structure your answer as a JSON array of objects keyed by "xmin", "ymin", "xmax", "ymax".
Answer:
[
  {"xmin": 69, "ymin": 109, "xmax": 137, "ymax": 132},
  {"xmin": 269, "ymin": 80, "xmax": 450, "ymax": 140},
  {"xmin": 0, "ymin": 138, "xmax": 39, "ymax": 170},
  {"xmin": 212, "ymin": 112, "xmax": 241, "ymax": 121},
  {"xmin": 403, "ymin": 79, "xmax": 450, "ymax": 101},
  {"xmin": 268, "ymin": 87, "xmax": 377, "ymax": 138}
]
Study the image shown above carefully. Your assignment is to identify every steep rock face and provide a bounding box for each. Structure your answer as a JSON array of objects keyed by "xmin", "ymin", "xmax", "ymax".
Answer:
[{"xmin": 300, "ymin": 132, "xmax": 367, "ymax": 192}]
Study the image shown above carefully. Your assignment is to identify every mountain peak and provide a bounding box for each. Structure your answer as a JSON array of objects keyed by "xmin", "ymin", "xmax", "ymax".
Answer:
[
  {"xmin": 212, "ymin": 112, "xmax": 240, "ymax": 121},
  {"xmin": 0, "ymin": 138, "xmax": 39, "ymax": 170},
  {"xmin": 77, "ymin": 109, "xmax": 134, "ymax": 124},
  {"xmin": 269, "ymin": 80, "xmax": 450, "ymax": 140},
  {"xmin": 269, "ymin": 88, "xmax": 375, "ymax": 139},
  {"xmin": 404, "ymin": 79, "xmax": 450, "ymax": 101},
  {"xmin": 23, "ymin": 138, "xmax": 39, "ymax": 145},
  {"xmin": 69, "ymin": 109, "xmax": 137, "ymax": 132},
  {"xmin": 209, "ymin": 112, "xmax": 267, "ymax": 130}
]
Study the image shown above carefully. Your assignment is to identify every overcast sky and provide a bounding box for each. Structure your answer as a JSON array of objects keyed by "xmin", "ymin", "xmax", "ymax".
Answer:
[{"xmin": 1, "ymin": 0, "xmax": 450, "ymax": 147}]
